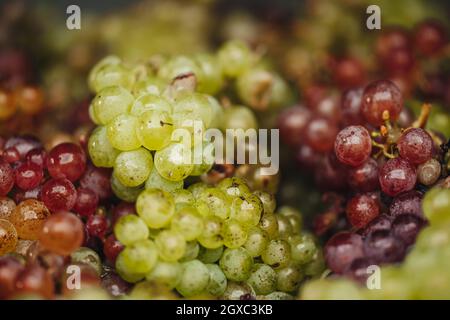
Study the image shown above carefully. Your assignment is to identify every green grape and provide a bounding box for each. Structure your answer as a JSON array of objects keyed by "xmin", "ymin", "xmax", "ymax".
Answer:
[
  {"xmin": 261, "ymin": 240, "xmax": 291, "ymax": 269},
  {"xmin": 303, "ymin": 250, "xmax": 325, "ymax": 277},
  {"xmin": 198, "ymin": 246, "xmax": 224, "ymax": 264},
  {"xmin": 171, "ymin": 206, "xmax": 203, "ymax": 241},
  {"xmin": 244, "ymin": 227, "xmax": 269, "ymax": 257},
  {"xmin": 205, "ymin": 95, "xmax": 224, "ymax": 129},
  {"xmin": 117, "ymin": 239, "xmax": 158, "ymax": 274},
  {"xmin": 253, "ymin": 191, "xmax": 276, "ymax": 214},
  {"xmin": 206, "ymin": 264, "xmax": 227, "ymax": 297},
  {"xmin": 236, "ymin": 69, "xmax": 274, "ymax": 110},
  {"xmin": 276, "ymin": 265, "xmax": 304, "ymax": 292},
  {"xmin": 137, "ymin": 110, "xmax": 174, "ymax": 151},
  {"xmin": 145, "ymin": 167, "xmax": 183, "ymax": 193},
  {"xmin": 176, "ymin": 260, "xmax": 210, "ymax": 297},
  {"xmin": 190, "ymin": 141, "xmax": 215, "ymax": 176},
  {"xmin": 218, "ymin": 40, "xmax": 253, "ymax": 77},
  {"xmin": 276, "ymin": 215, "xmax": 294, "ymax": 239},
  {"xmin": 195, "ymin": 187, "xmax": 230, "ymax": 219},
  {"xmin": 180, "ymin": 241, "xmax": 200, "ymax": 262},
  {"xmin": 221, "ymin": 219, "xmax": 248, "ymax": 249},
  {"xmin": 128, "ymin": 281, "xmax": 178, "ymax": 300},
  {"xmin": 91, "ymin": 86, "xmax": 134, "ymax": 125},
  {"xmin": 219, "ymin": 247, "xmax": 253, "ymax": 282},
  {"xmin": 114, "ymin": 214, "xmax": 149, "ymax": 246},
  {"xmin": 88, "ymin": 103, "xmax": 100, "ymax": 125},
  {"xmin": 114, "ymin": 148, "xmax": 153, "ymax": 187},
  {"xmin": 247, "ymin": 263, "xmax": 277, "ymax": 295},
  {"xmin": 88, "ymin": 55, "xmax": 121, "ymax": 92},
  {"xmin": 146, "ymin": 261, "xmax": 182, "ymax": 289},
  {"xmin": 197, "ymin": 216, "xmax": 223, "ymax": 249},
  {"xmin": 90, "ymin": 63, "xmax": 133, "ymax": 93},
  {"xmin": 279, "ymin": 206, "xmax": 303, "ymax": 234},
  {"xmin": 154, "ymin": 143, "xmax": 194, "ymax": 182},
  {"xmin": 300, "ymin": 279, "xmax": 364, "ymax": 300},
  {"xmin": 262, "ymin": 291, "xmax": 294, "ymax": 300},
  {"xmin": 259, "ymin": 212, "xmax": 279, "ymax": 239},
  {"xmin": 187, "ymin": 182, "xmax": 208, "ymax": 198},
  {"xmin": 172, "ymin": 189, "xmax": 195, "ymax": 209},
  {"xmin": 132, "ymin": 78, "xmax": 166, "ymax": 97},
  {"xmin": 155, "ymin": 230, "xmax": 186, "ymax": 262},
  {"xmin": 131, "ymin": 94, "xmax": 172, "ymax": 116},
  {"xmin": 111, "ymin": 174, "xmax": 143, "ymax": 202},
  {"xmin": 422, "ymin": 188, "xmax": 450, "ymax": 224},
  {"xmin": 290, "ymin": 234, "xmax": 317, "ymax": 265},
  {"xmin": 172, "ymin": 92, "xmax": 213, "ymax": 128},
  {"xmin": 218, "ymin": 177, "xmax": 251, "ymax": 198},
  {"xmin": 194, "ymin": 54, "xmax": 224, "ymax": 95},
  {"xmin": 158, "ymin": 56, "xmax": 202, "ymax": 83},
  {"xmin": 268, "ymin": 72, "xmax": 292, "ymax": 108},
  {"xmin": 106, "ymin": 114, "xmax": 141, "ymax": 151},
  {"xmin": 70, "ymin": 247, "xmax": 102, "ymax": 276},
  {"xmin": 230, "ymin": 193, "xmax": 263, "ymax": 227},
  {"xmin": 88, "ymin": 126, "xmax": 120, "ymax": 168},
  {"xmin": 221, "ymin": 281, "xmax": 255, "ymax": 300},
  {"xmin": 136, "ymin": 188, "xmax": 175, "ymax": 229}
]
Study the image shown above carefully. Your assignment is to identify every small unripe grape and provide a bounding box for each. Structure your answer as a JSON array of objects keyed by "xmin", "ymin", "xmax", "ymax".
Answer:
[
  {"xmin": 218, "ymin": 177, "xmax": 251, "ymax": 198},
  {"xmin": 114, "ymin": 148, "xmax": 153, "ymax": 187},
  {"xmin": 247, "ymin": 263, "xmax": 277, "ymax": 295},
  {"xmin": 244, "ymin": 227, "xmax": 269, "ymax": 257},
  {"xmin": 107, "ymin": 114, "xmax": 141, "ymax": 151},
  {"xmin": 276, "ymin": 265, "xmax": 304, "ymax": 292},
  {"xmin": 91, "ymin": 86, "xmax": 134, "ymax": 125},
  {"xmin": 221, "ymin": 219, "xmax": 248, "ymax": 248},
  {"xmin": 155, "ymin": 230, "xmax": 186, "ymax": 262},
  {"xmin": 261, "ymin": 239, "xmax": 291, "ymax": 269},
  {"xmin": 259, "ymin": 212, "xmax": 279, "ymax": 239},
  {"xmin": 176, "ymin": 260, "xmax": 210, "ymax": 297},
  {"xmin": 206, "ymin": 264, "xmax": 227, "ymax": 297},
  {"xmin": 114, "ymin": 214, "xmax": 149, "ymax": 246},
  {"xmin": 154, "ymin": 143, "xmax": 194, "ymax": 182},
  {"xmin": 290, "ymin": 234, "xmax": 317, "ymax": 265},
  {"xmin": 136, "ymin": 188, "xmax": 175, "ymax": 229},
  {"xmin": 88, "ymin": 126, "xmax": 120, "ymax": 168},
  {"xmin": 219, "ymin": 247, "xmax": 253, "ymax": 281},
  {"xmin": 196, "ymin": 187, "xmax": 230, "ymax": 219},
  {"xmin": 198, "ymin": 246, "xmax": 224, "ymax": 264}
]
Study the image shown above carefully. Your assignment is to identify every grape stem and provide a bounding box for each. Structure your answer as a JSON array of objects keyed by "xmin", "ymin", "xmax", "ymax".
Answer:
[
  {"xmin": 371, "ymin": 140, "xmax": 395, "ymax": 159},
  {"xmin": 412, "ymin": 103, "xmax": 431, "ymax": 129}
]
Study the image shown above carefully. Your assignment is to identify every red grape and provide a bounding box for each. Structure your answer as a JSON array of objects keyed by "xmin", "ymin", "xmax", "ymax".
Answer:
[
  {"xmin": 376, "ymin": 28, "xmax": 411, "ymax": 61},
  {"xmin": 379, "ymin": 157, "xmax": 416, "ymax": 196},
  {"xmin": 389, "ymin": 190, "xmax": 423, "ymax": 217},
  {"xmin": 0, "ymin": 161, "xmax": 14, "ymax": 196},
  {"xmin": 314, "ymin": 94, "xmax": 341, "ymax": 123},
  {"xmin": 414, "ymin": 20, "xmax": 448, "ymax": 56},
  {"xmin": 341, "ymin": 87, "xmax": 364, "ymax": 126},
  {"xmin": 0, "ymin": 256, "xmax": 25, "ymax": 299},
  {"xmin": 14, "ymin": 185, "xmax": 41, "ymax": 203},
  {"xmin": 381, "ymin": 47, "xmax": 415, "ymax": 76},
  {"xmin": 86, "ymin": 214, "xmax": 108, "ymax": 238},
  {"xmin": 25, "ymin": 148, "xmax": 47, "ymax": 168},
  {"xmin": 79, "ymin": 164, "xmax": 112, "ymax": 200},
  {"xmin": 334, "ymin": 125, "xmax": 372, "ymax": 167},
  {"xmin": 332, "ymin": 57, "xmax": 366, "ymax": 89},
  {"xmin": 2, "ymin": 147, "xmax": 20, "ymax": 163},
  {"xmin": 103, "ymin": 234, "xmax": 124, "ymax": 264},
  {"xmin": 397, "ymin": 128, "xmax": 433, "ymax": 165},
  {"xmin": 15, "ymin": 162, "xmax": 43, "ymax": 190},
  {"xmin": 46, "ymin": 143, "xmax": 86, "ymax": 182},
  {"xmin": 360, "ymin": 214, "xmax": 392, "ymax": 237},
  {"xmin": 348, "ymin": 158, "xmax": 379, "ymax": 192},
  {"xmin": 305, "ymin": 117, "xmax": 339, "ymax": 153},
  {"xmin": 73, "ymin": 188, "xmax": 99, "ymax": 217},
  {"xmin": 101, "ymin": 272, "xmax": 131, "ymax": 297},
  {"xmin": 346, "ymin": 193, "xmax": 380, "ymax": 229},
  {"xmin": 41, "ymin": 178, "xmax": 77, "ymax": 212},
  {"xmin": 277, "ymin": 106, "xmax": 311, "ymax": 146},
  {"xmin": 324, "ymin": 232, "xmax": 364, "ymax": 274},
  {"xmin": 4, "ymin": 135, "xmax": 42, "ymax": 160},
  {"xmin": 14, "ymin": 264, "xmax": 54, "ymax": 299}
]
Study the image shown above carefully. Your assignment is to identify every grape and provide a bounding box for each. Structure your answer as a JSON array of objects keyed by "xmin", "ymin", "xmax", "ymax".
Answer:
[
  {"xmin": 14, "ymin": 162, "xmax": 43, "ymax": 190},
  {"xmin": 90, "ymin": 63, "xmax": 133, "ymax": 93},
  {"xmin": 155, "ymin": 230, "xmax": 186, "ymax": 262},
  {"xmin": 0, "ymin": 219, "xmax": 18, "ymax": 255},
  {"xmin": 295, "ymin": 144, "xmax": 320, "ymax": 171},
  {"xmin": 88, "ymin": 126, "xmax": 120, "ymax": 168},
  {"xmin": 130, "ymin": 94, "xmax": 172, "ymax": 116},
  {"xmin": 2, "ymin": 148, "xmax": 20, "ymax": 164},
  {"xmin": 222, "ymin": 219, "xmax": 248, "ymax": 248},
  {"xmin": 230, "ymin": 193, "xmax": 263, "ymax": 227},
  {"xmin": 111, "ymin": 174, "xmax": 143, "ymax": 203},
  {"xmin": 15, "ymin": 264, "xmax": 54, "ymax": 299},
  {"xmin": 389, "ymin": 190, "xmax": 423, "ymax": 217},
  {"xmin": 345, "ymin": 257, "xmax": 378, "ymax": 283},
  {"xmin": 341, "ymin": 88, "xmax": 363, "ymax": 126},
  {"xmin": 176, "ymin": 260, "xmax": 210, "ymax": 297},
  {"xmin": 363, "ymin": 230, "xmax": 406, "ymax": 263},
  {"xmin": 361, "ymin": 214, "xmax": 392, "ymax": 237},
  {"xmin": 9, "ymin": 199, "xmax": 51, "ymax": 240},
  {"xmin": 0, "ymin": 197, "xmax": 15, "ymax": 220},
  {"xmin": 262, "ymin": 291, "xmax": 294, "ymax": 300},
  {"xmin": 194, "ymin": 54, "xmax": 224, "ymax": 95},
  {"xmin": 88, "ymin": 55, "xmax": 121, "ymax": 90},
  {"xmin": 106, "ymin": 114, "xmax": 141, "ymax": 151},
  {"xmin": 422, "ymin": 188, "xmax": 450, "ymax": 224},
  {"xmin": 198, "ymin": 246, "xmax": 224, "ymax": 264},
  {"xmin": 206, "ymin": 264, "xmax": 227, "ymax": 296},
  {"xmin": 314, "ymin": 94, "xmax": 341, "ymax": 122},
  {"xmin": 145, "ymin": 168, "xmax": 183, "ymax": 194},
  {"xmin": 379, "ymin": 157, "xmax": 417, "ymax": 197},
  {"xmin": 136, "ymin": 188, "xmax": 175, "ymax": 229},
  {"xmin": 180, "ymin": 241, "xmax": 200, "ymax": 262},
  {"xmin": 103, "ymin": 234, "xmax": 124, "ymax": 264},
  {"xmin": 170, "ymin": 206, "xmax": 203, "ymax": 241},
  {"xmin": 254, "ymin": 191, "xmax": 276, "ymax": 214},
  {"xmin": 304, "ymin": 117, "xmax": 339, "ymax": 153},
  {"xmin": 41, "ymin": 178, "xmax": 77, "ymax": 212},
  {"xmin": 261, "ymin": 239, "xmax": 291, "ymax": 269},
  {"xmin": 154, "ymin": 143, "xmax": 194, "ymax": 182},
  {"xmin": 172, "ymin": 189, "xmax": 195, "ymax": 209},
  {"xmin": 219, "ymin": 247, "xmax": 253, "ymax": 281},
  {"xmin": 414, "ymin": 20, "xmax": 448, "ymax": 56},
  {"xmin": 417, "ymin": 158, "xmax": 441, "ymax": 186},
  {"xmin": 25, "ymin": 148, "xmax": 46, "ymax": 169},
  {"xmin": 0, "ymin": 161, "xmax": 14, "ymax": 196},
  {"xmin": 195, "ymin": 187, "xmax": 230, "ymax": 219},
  {"xmin": 137, "ymin": 110, "xmax": 174, "ymax": 151},
  {"xmin": 46, "ymin": 143, "xmax": 86, "ymax": 182},
  {"xmin": 188, "ymin": 182, "xmax": 208, "ymax": 198},
  {"xmin": 259, "ymin": 212, "xmax": 279, "ymax": 239},
  {"xmin": 197, "ymin": 215, "xmax": 223, "ymax": 249},
  {"xmin": 91, "ymin": 86, "xmax": 134, "ymax": 125},
  {"xmin": 73, "ymin": 188, "xmax": 99, "ymax": 217},
  {"xmin": 392, "ymin": 214, "xmax": 426, "ymax": 246},
  {"xmin": 376, "ymin": 28, "xmax": 411, "ymax": 60},
  {"xmin": 115, "ymin": 251, "xmax": 145, "ymax": 284},
  {"xmin": 333, "ymin": 57, "xmax": 366, "ymax": 90},
  {"xmin": 397, "ymin": 128, "xmax": 433, "ymax": 165},
  {"xmin": 158, "ymin": 55, "xmax": 202, "ymax": 82},
  {"xmin": 39, "ymin": 212, "xmax": 84, "ymax": 256},
  {"xmin": 276, "ymin": 265, "xmax": 304, "ymax": 293},
  {"xmin": 247, "ymin": 263, "xmax": 276, "ymax": 295},
  {"xmin": 244, "ymin": 227, "xmax": 269, "ymax": 257},
  {"xmin": 146, "ymin": 261, "xmax": 182, "ymax": 289},
  {"xmin": 4, "ymin": 136, "xmax": 42, "ymax": 160},
  {"xmin": 114, "ymin": 215, "xmax": 148, "ymax": 246},
  {"xmin": 218, "ymin": 177, "xmax": 251, "ymax": 198},
  {"xmin": 218, "ymin": 40, "xmax": 252, "ymax": 77},
  {"xmin": 290, "ymin": 234, "xmax": 317, "ymax": 265},
  {"xmin": 221, "ymin": 281, "xmax": 255, "ymax": 300},
  {"xmin": 172, "ymin": 92, "xmax": 213, "ymax": 128},
  {"xmin": 348, "ymin": 158, "xmax": 379, "ymax": 192},
  {"xmin": 276, "ymin": 215, "xmax": 294, "ymax": 239},
  {"xmin": 334, "ymin": 125, "xmax": 372, "ymax": 167},
  {"xmin": 114, "ymin": 148, "xmax": 153, "ymax": 187},
  {"xmin": 189, "ymin": 141, "xmax": 215, "ymax": 176},
  {"xmin": 71, "ymin": 247, "xmax": 102, "ymax": 276},
  {"xmin": 118, "ymin": 239, "xmax": 158, "ymax": 274},
  {"xmin": 79, "ymin": 164, "xmax": 112, "ymax": 200},
  {"xmin": 324, "ymin": 232, "xmax": 364, "ymax": 274},
  {"xmin": 279, "ymin": 206, "xmax": 303, "ymax": 233},
  {"xmin": 361, "ymin": 80, "xmax": 403, "ymax": 126},
  {"xmin": 346, "ymin": 193, "xmax": 380, "ymax": 228},
  {"xmin": 0, "ymin": 256, "xmax": 25, "ymax": 299},
  {"xmin": 86, "ymin": 214, "xmax": 108, "ymax": 238}
]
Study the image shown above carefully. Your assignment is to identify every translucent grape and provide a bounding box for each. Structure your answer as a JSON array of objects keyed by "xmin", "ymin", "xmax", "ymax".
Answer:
[
  {"xmin": 170, "ymin": 206, "xmax": 203, "ymax": 241},
  {"xmin": 41, "ymin": 178, "xmax": 77, "ymax": 212},
  {"xmin": 106, "ymin": 114, "xmax": 141, "ymax": 151},
  {"xmin": 71, "ymin": 247, "xmax": 102, "ymax": 276},
  {"xmin": 290, "ymin": 234, "xmax": 317, "ymax": 265},
  {"xmin": 422, "ymin": 188, "xmax": 450, "ymax": 224},
  {"xmin": 304, "ymin": 117, "xmax": 339, "ymax": 153},
  {"xmin": 341, "ymin": 87, "xmax": 364, "ymax": 126},
  {"xmin": 73, "ymin": 188, "xmax": 99, "ymax": 217},
  {"xmin": 145, "ymin": 168, "xmax": 183, "ymax": 193},
  {"xmin": 0, "ymin": 219, "xmax": 18, "ymax": 255},
  {"xmin": 218, "ymin": 177, "xmax": 251, "ymax": 198},
  {"xmin": 276, "ymin": 214, "xmax": 294, "ymax": 239},
  {"xmin": 194, "ymin": 54, "xmax": 224, "ymax": 95},
  {"xmin": 414, "ymin": 20, "xmax": 448, "ymax": 56},
  {"xmin": 137, "ymin": 110, "xmax": 174, "ymax": 151},
  {"xmin": 346, "ymin": 193, "xmax": 380, "ymax": 228},
  {"xmin": 176, "ymin": 260, "xmax": 210, "ymax": 297},
  {"xmin": 187, "ymin": 182, "xmax": 208, "ymax": 198},
  {"xmin": 0, "ymin": 161, "xmax": 14, "ymax": 196},
  {"xmin": 117, "ymin": 239, "xmax": 158, "ymax": 274},
  {"xmin": 278, "ymin": 207, "xmax": 303, "ymax": 233},
  {"xmin": 276, "ymin": 265, "xmax": 304, "ymax": 292},
  {"xmin": 131, "ymin": 78, "xmax": 166, "ymax": 97},
  {"xmin": 218, "ymin": 40, "xmax": 252, "ymax": 77},
  {"xmin": 172, "ymin": 189, "xmax": 195, "ymax": 209},
  {"xmin": 197, "ymin": 216, "xmax": 223, "ymax": 249},
  {"xmin": 154, "ymin": 143, "xmax": 194, "ymax": 182},
  {"xmin": 206, "ymin": 264, "xmax": 227, "ymax": 297},
  {"xmin": 91, "ymin": 86, "xmax": 134, "ymax": 125},
  {"xmin": 180, "ymin": 241, "xmax": 200, "ymax": 262},
  {"xmin": 219, "ymin": 247, "xmax": 253, "ymax": 281},
  {"xmin": 114, "ymin": 148, "xmax": 153, "ymax": 187},
  {"xmin": 90, "ymin": 64, "xmax": 133, "ymax": 93},
  {"xmin": 389, "ymin": 190, "xmax": 423, "ymax": 217},
  {"xmin": 221, "ymin": 105, "xmax": 258, "ymax": 131},
  {"xmin": 114, "ymin": 214, "xmax": 149, "ymax": 246},
  {"xmin": 247, "ymin": 263, "xmax": 277, "ymax": 295},
  {"xmin": 221, "ymin": 281, "xmax": 255, "ymax": 300},
  {"xmin": 88, "ymin": 55, "xmax": 121, "ymax": 91},
  {"xmin": 379, "ymin": 157, "xmax": 417, "ymax": 196},
  {"xmin": 244, "ymin": 227, "xmax": 269, "ymax": 257},
  {"xmin": 221, "ymin": 219, "xmax": 248, "ymax": 248},
  {"xmin": 10, "ymin": 199, "xmax": 50, "ymax": 240},
  {"xmin": 136, "ymin": 188, "xmax": 175, "ymax": 229},
  {"xmin": 392, "ymin": 214, "xmax": 425, "ymax": 246},
  {"xmin": 334, "ymin": 125, "xmax": 372, "ymax": 167},
  {"xmin": 158, "ymin": 55, "xmax": 202, "ymax": 83},
  {"xmin": 115, "ymin": 251, "xmax": 145, "ymax": 283},
  {"xmin": 155, "ymin": 230, "xmax": 186, "ymax": 262},
  {"xmin": 195, "ymin": 187, "xmax": 230, "ymax": 219},
  {"xmin": 46, "ymin": 143, "xmax": 86, "ymax": 182},
  {"xmin": 111, "ymin": 174, "xmax": 143, "ymax": 202},
  {"xmin": 198, "ymin": 246, "xmax": 224, "ymax": 264},
  {"xmin": 253, "ymin": 191, "xmax": 276, "ymax": 214},
  {"xmin": 172, "ymin": 92, "xmax": 213, "ymax": 128},
  {"xmin": 14, "ymin": 163, "xmax": 43, "ymax": 191},
  {"xmin": 230, "ymin": 193, "xmax": 263, "ymax": 227},
  {"xmin": 130, "ymin": 94, "xmax": 172, "ymax": 116},
  {"xmin": 397, "ymin": 128, "xmax": 433, "ymax": 165},
  {"xmin": 259, "ymin": 212, "xmax": 279, "ymax": 239},
  {"xmin": 145, "ymin": 261, "xmax": 182, "ymax": 289},
  {"xmin": 324, "ymin": 232, "xmax": 364, "ymax": 274},
  {"xmin": 88, "ymin": 126, "xmax": 120, "ymax": 168},
  {"xmin": 363, "ymin": 230, "xmax": 406, "ymax": 263},
  {"xmin": 348, "ymin": 158, "xmax": 379, "ymax": 192}
]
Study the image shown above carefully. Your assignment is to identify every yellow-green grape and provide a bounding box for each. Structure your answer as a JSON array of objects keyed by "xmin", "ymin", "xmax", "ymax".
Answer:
[
  {"xmin": 194, "ymin": 54, "xmax": 224, "ymax": 95},
  {"xmin": 114, "ymin": 215, "xmax": 149, "ymax": 246},
  {"xmin": 147, "ymin": 228, "xmax": 162, "ymax": 240},
  {"xmin": 218, "ymin": 177, "xmax": 251, "ymax": 198},
  {"xmin": 205, "ymin": 95, "xmax": 224, "ymax": 129},
  {"xmin": 172, "ymin": 189, "xmax": 195, "ymax": 209},
  {"xmin": 422, "ymin": 188, "xmax": 450, "ymax": 224},
  {"xmin": 218, "ymin": 40, "xmax": 253, "ymax": 77},
  {"xmin": 300, "ymin": 279, "xmax": 364, "ymax": 300},
  {"xmin": 259, "ymin": 212, "xmax": 279, "ymax": 239},
  {"xmin": 244, "ymin": 227, "xmax": 269, "ymax": 257},
  {"xmin": 155, "ymin": 230, "xmax": 186, "ymax": 262},
  {"xmin": 128, "ymin": 281, "xmax": 178, "ymax": 300},
  {"xmin": 221, "ymin": 219, "xmax": 248, "ymax": 249},
  {"xmin": 190, "ymin": 141, "xmax": 215, "ymax": 176},
  {"xmin": 180, "ymin": 241, "xmax": 200, "ymax": 262},
  {"xmin": 195, "ymin": 187, "xmax": 230, "ymax": 219},
  {"xmin": 90, "ymin": 63, "xmax": 133, "ymax": 93},
  {"xmin": 91, "ymin": 86, "xmax": 134, "ymax": 125},
  {"xmin": 137, "ymin": 110, "xmax": 174, "ymax": 151},
  {"xmin": 276, "ymin": 215, "xmax": 294, "ymax": 239},
  {"xmin": 111, "ymin": 174, "xmax": 143, "ymax": 202},
  {"xmin": 106, "ymin": 114, "xmax": 141, "ymax": 151},
  {"xmin": 221, "ymin": 281, "xmax": 255, "ymax": 300},
  {"xmin": 247, "ymin": 263, "xmax": 277, "ymax": 295},
  {"xmin": 114, "ymin": 148, "xmax": 153, "ymax": 187},
  {"xmin": 136, "ymin": 188, "xmax": 175, "ymax": 229},
  {"xmin": 176, "ymin": 260, "xmax": 210, "ymax": 297},
  {"xmin": 88, "ymin": 55, "xmax": 121, "ymax": 92},
  {"xmin": 219, "ymin": 247, "xmax": 253, "ymax": 282},
  {"xmin": 268, "ymin": 73, "xmax": 293, "ymax": 108},
  {"xmin": 279, "ymin": 206, "xmax": 303, "ymax": 233},
  {"xmin": 197, "ymin": 216, "xmax": 223, "ymax": 249},
  {"xmin": 88, "ymin": 126, "xmax": 120, "ymax": 168},
  {"xmin": 303, "ymin": 250, "xmax": 325, "ymax": 277},
  {"xmin": 88, "ymin": 103, "xmax": 100, "ymax": 125},
  {"xmin": 154, "ymin": 143, "xmax": 194, "ymax": 182},
  {"xmin": 206, "ymin": 264, "xmax": 227, "ymax": 297},
  {"xmin": 187, "ymin": 182, "xmax": 208, "ymax": 198},
  {"xmin": 115, "ymin": 253, "xmax": 145, "ymax": 283},
  {"xmin": 276, "ymin": 265, "xmax": 304, "ymax": 293},
  {"xmin": 146, "ymin": 261, "xmax": 182, "ymax": 289},
  {"xmin": 172, "ymin": 92, "xmax": 213, "ymax": 128},
  {"xmin": 171, "ymin": 206, "xmax": 203, "ymax": 241},
  {"xmin": 132, "ymin": 78, "xmax": 166, "ymax": 97},
  {"xmin": 236, "ymin": 69, "xmax": 273, "ymax": 110},
  {"xmin": 158, "ymin": 56, "xmax": 202, "ymax": 83},
  {"xmin": 262, "ymin": 240, "xmax": 291, "ymax": 269},
  {"xmin": 253, "ymin": 191, "xmax": 276, "ymax": 214},
  {"xmin": 230, "ymin": 193, "xmax": 263, "ymax": 227},
  {"xmin": 131, "ymin": 94, "xmax": 172, "ymax": 116},
  {"xmin": 198, "ymin": 246, "xmax": 224, "ymax": 264},
  {"xmin": 263, "ymin": 291, "xmax": 294, "ymax": 300},
  {"xmin": 145, "ymin": 168, "xmax": 183, "ymax": 193},
  {"xmin": 117, "ymin": 239, "xmax": 158, "ymax": 274},
  {"xmin": 290, "ymin": 234, "xmax": 318, "ymax": 266}
]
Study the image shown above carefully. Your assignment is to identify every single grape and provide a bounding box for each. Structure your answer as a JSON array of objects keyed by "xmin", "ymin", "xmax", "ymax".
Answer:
[
  {"xmin": 276, "ymin": 215, "xmax": 294, "ymax": 239},
  {"xmin": 379, "ymin": 157, "xmax": 417, "ymax": 197},
  {"xmin": 397, "ymin": 128, "xmax": 433, "ymax": 165},
  {"xmin": 392, "ymin": 214, "xmax": 426, "ymax": 246},
  {"xmin": 73, "ymin": 188, "xmax": 99, "ymax": 217},
  {"xmin": 154, "ymin": 143, "xmax": 194, "ymax": 182},
  {"xmin": 218, "ymin": 177, "xmax": 251, "ymax": 198},
  {"xmin": 334, "ymin": 125, "xmax": 372, "ymax": 167},
  {"xmin": 101, "ymin": 272, "xmax": 131, "ymax": 297},
  {"xmin": 276, "ymin": 265, "xmax": 304, "ymax": 293},
  {"xmin": 220, "ymin": 281, "xmax": 255, "ymax": 300},
  {"xmin": 86, "ymin": 214, "xmax": 108, "ymax": 238},
  {"xmin": 376, "ymin": 27, "xmax": 411, "ymax": 61},
  {"xmin": 9, "ymin": 199, "xmax": 50, "ymax": 240},
  {"xmin": 25, "ymin": 148, "xmax": 47, "ymax": 169},
  {"xmin": 114, "ymin": 214, "xmax": 149, "ymax": 246},
  {"xmin": 253, "ymin": 191, "xmax": 276, "ymax": 215},
  {"xmin": 389, "ymin": 190, "xmax": 423, "ymax": 217},
  {"xmin": 71, "ymin": 247, "xmax": 102, "ymax": 276},
  {"xmin": 106, "ymin": 114, "xmax": 141, "ymax": 151},
  {"xmin": 206, "ymin": 264, "xmax": 227, "ymax": 297},
  {"xmin": 114, "ymin": 148, "xmax": 153, "ymax": 187},
  {"xmin": 221, "ymin": 105, "xmax": 258, "ymax": 131},
  {"xmin": 155, "ymin": 230, "xmax": 186, "ymax": 262},
  {"xmin": 115, "ymin": 253, "xmax": 145, "ymax": 284},
  {"xmin": 218, "ymin": 40, "xmax": 252, "ymax": 77},
  {"xmin": 136, "ymin": 188, "xmax": 175, "ymax": 229},
  {"xmin": 14, "ymin": 162, "xmax": 43, "ymax": 190},
  {"xmin": 88, "ymin": 126, "xmax": 120, "ymax": 168},
  {"xmin": 41, "ymin": 178, "xmax": 77, "ymax": 212},
  {"xmin": 259, "ymin": 212, "xmax": 279, "ymax": 239},
  {"xmin": 0, "ymin": 256, "xmax": 25, "ymax": 299},
  {"xmin": 180, "ymin": 241, "xmax": 200, "ymax": 262},
  {"xmin": 79, "ymin": 164, "xmax": 112, "ymax": 200},
  {"xmin": 341, "ymin": 87, "xmax": 364, "ymax": 126},
  {"xmin": 332, "ymin": 57, "xmax": 366, "ymax": 89},
  {"xmin": 137, "ymin": 110, "xmax": 174, "ymax": 151},
  {"xmin": 261, "ymin": 239, "xmax": 291, "ymax": 269},
  {"xmin": 146, "ymin": 261, "xmax": 182, "ymax": 289},
  {"xmin": 244, "ymin": 227, "xmax": 269, "ymax": 257},
  {"xmin": 195, "ymin": 187, "xmax": 230, "ymax": 219},
  {"xmin": 197, "ymin": 215, "xmax": 223, "ymax": 249},
  {"xmin": 0, "ymin": 219, "xmax": 18, "ymax": 255},
  {"xmin": 172, "ymin": 189, "xmax": 195, "ymax": 209},
  {"xmin": 290, "ymin": 234, "xmax": 317, "ymax": 265},
  {"xmin": 348, "ymin": 158, "xmax": 379, "ymax": 192},
  {"xmin": 346, "ymin": 193, "xmax": 380, "ymax": 229},
  {"xmin": 363, "ymin": 230, "xmax": 406, "ymax": 263},
  {"xmin": 46, "ymin": 143, "xmax": 87, "ymax": 182},
  {"xmin": 221, "ymin": 219, "xmax": 248, "ymax": 248},
  {"xmin": 118, "ymin": 239, "xmax": 158, "ymax": 274},
  {"xmin": 361, "ymin": 214, "xmax": 392, "ymax": 237},
  {"xmin": 219, "ymin": 247, "xmax": 253, "ymax": 282},
  {"xmin": 14, "ymin": 264, "xmax": 54, "ymax": 299},
  {"xmin": 295, "ymin": 144, "xmax": 321, "ymax": 171},
  {"xmin": 414, "ymin": 20, "xmax": 448, "ymax": 56},
  {"xmin": 417, "ymin": 158, "xmax": 441, "ymax": 186},
  {"xmin": 279, "ymin": 206, "xmax": 303, "ymax": 233},
  {"xmin": 0, "ymin": 161, "xmax": 14, "ymax": 196},
  {"xmin": 172, "ymin": 92, "xmax": 213, "ymax": 128},
  {"xmin": 176, "ymin": 260, "xmax": 210, "ymax": 297},
  {"xmin": 304, "ymin": 117, "xmax": 339, "ymax": 153},
  {"xmin": 247, "ymin": 263, "xmax": 277, "ymax": 295},
  {"xmin": 170, "ymin": 206, "xmax": 203, "ymax": 241},
  {"xmin": 130, "ymin": 94, "xmax": 172, "ymax": 116},
  {"xmin": 111, "ymin": 174, "xmax": 143, "ymax": 203},
  {"xmin": 422, "ymin": 188, "xmax": 450, "ymax": 224},
  {"xmin": 103, "ymin": 234, "xmax": 124, "ymax": 264},
  {"xmin": 324, "ymin": 232, "xmax": 364, "ymax": 274}
]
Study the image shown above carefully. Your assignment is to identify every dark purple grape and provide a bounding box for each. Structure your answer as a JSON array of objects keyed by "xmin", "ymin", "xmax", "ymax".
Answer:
[
  {"xmin": 381, "ymin": 47, "xmax": 415, "ymax": 76},
  {"xmin": 397, "ymin": 128, "xmax": 433, "ymax": 165},
  {"xmin": 361, "ymin": 214, "xmax": 392, "ymax": 237},
  {"xmin": 414, "ymin": 20, "xmax": 448, "ymax": 56},
  {"xmin": 379, "ymin": 157, "xmax": 417, "ymax": 197},
  {"xmin": 277, "ymin": 106, "xmax": 311, "ymax": 147},
  {"xmin": 364, "ymin": 230, "xmax": 406, "ymax": 264},
  {"xmin": 389, "ymin": 190, "xmax": 423, "ymax": 218},
  {"xmin": 314, "ymin": 94, "xmax": 341, "ymax": 123},
  {"xmin": 345, "ymin": 257, "xmax": 378, "ymax": 283},
  {"xmin": 324, "ymin": 232, "xmax": 364, "ymax": 274},
  {"xmin": 295, "ymin": 144, "xmax": 321, "ymax": 171},
  {"xmin": 392, "ymin": 214, "xmax": 426, "ymax": 246},
  {"xmin": 314, "ymin": 155, "xmax": 348, "ymax": 191}
]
